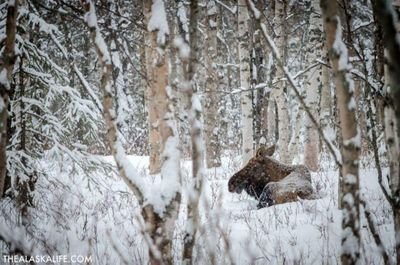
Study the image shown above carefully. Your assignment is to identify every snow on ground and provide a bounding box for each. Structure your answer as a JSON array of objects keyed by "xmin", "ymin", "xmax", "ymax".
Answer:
[{"xmin": 0, "ymin": 154, "xmax": 395, "ymax": 264}]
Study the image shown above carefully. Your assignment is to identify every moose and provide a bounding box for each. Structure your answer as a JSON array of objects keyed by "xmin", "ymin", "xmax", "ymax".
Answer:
[{"xmin": 228, "ymin": 145, "xmax": 314, "ymax": 208}]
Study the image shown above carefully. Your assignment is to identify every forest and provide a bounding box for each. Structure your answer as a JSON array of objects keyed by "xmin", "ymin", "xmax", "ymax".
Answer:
[{"xmin": 0, "ymin": 0, "xmax": 400, "ymax": 264}]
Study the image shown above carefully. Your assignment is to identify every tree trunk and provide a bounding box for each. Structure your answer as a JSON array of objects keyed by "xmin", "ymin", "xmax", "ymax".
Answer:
[
  {"xmin": 266, "ymin": 52, "xmax": 276, "ymax": 145},
  {"xmin": 272, "ymin": 0, "xmax": 290, "ymax": 163},
  {"xmin": 144, "ymin": 1, "xmax": 182, "ymax": 263},
  {"xmin": 15, "ymin": 57, "xmax": 35, "ymax": 224},
  {"xmin": 82, "ymin": 1, "xmax": 181, "ymax": 264},
  {"xmin": 182, "ymin": 1, "xmax": 206, "ymax": 263},
  {"xmin": 320, "ymin": 1, "xmax": 361, "ymax": 264},
  {"xmin": 371, "ymin": 0, "xmax": 400, "ymax": 263},
  {"xmin": 143, "ymin": 0, "xmax": 165, "ymax": 175},
  {"xmin": 238, "ymin": 0, "xmax": 254, "ymax": 165},
  {"xmin": 266, "ymin": 93, "xmax": 277, "ymax": 145},
  {"xmin": 204, "ymin": 0, "xmax": 221, "ymax": 168},
  {"xmin": 319, "ymin": 44, "xmax": 331, "ymax": 140},
  {"xmin": 0, "ymin": 0, "xmax": 18, "ymax": 197},
  {"xmin": 304, "ymin": 0, "xmax": 323, "ymax": 171},
  {"xmin": 253, "ymin": 0, "xmax": 269, "ymax": 148}
]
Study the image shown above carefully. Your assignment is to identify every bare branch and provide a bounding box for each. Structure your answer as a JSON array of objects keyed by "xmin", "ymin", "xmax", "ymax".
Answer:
[{"xmin": 360, "ymin": 199, "xmax": 391, "ymax": 265}]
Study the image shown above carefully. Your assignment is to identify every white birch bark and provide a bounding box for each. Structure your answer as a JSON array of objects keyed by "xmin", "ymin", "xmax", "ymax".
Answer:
[
  {"xmin": 304, "ymin": 0, "xmax": 323, "ymax": 171},
  {"xmin": 272, "ymin": 0, "xmax": 290, "ymax": 163},
  {"xmin": 320, "ymin": 46, "xmax": 331, "ymax": 132},
  {"xmin": 384, "ymin": 48, "xmax": 399, "ymax": 187},
  {"xmin": 204, "ymin": 0, "xmax": 221, "ymax": 168},
  {"xmin": 143, "ymin": 0, "xmax": 163, "ymax": 175},
  {"xmin": 143, "ymin": 1, "xmax": 182, "ymax": 263},
  {"xmin": 266, "ymin": 91, "xmax": 277, "ymax": 144},
  {"xmin": 319, "ymin": 55, "xmax": 332, "ymax": 159},
  {"xmin": 238, "ymin": 0, "xmax": 254, "ymax": 165},
  {"xmin": 320, "ymin": 1, "xmax": 361, "ymax": 264},
  {"xmin": 182, "ymin": 1, "xmax": 206, "ymax": 263},
  {"xmin": 107, "ymin": 2, "xmax": 128, "ymax": 133}
]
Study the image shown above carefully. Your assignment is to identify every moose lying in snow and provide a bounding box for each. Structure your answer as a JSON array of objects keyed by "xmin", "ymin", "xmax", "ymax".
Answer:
[{"xmin": 228, "ymin": 145, "xmax": 314, "ymax": 209}]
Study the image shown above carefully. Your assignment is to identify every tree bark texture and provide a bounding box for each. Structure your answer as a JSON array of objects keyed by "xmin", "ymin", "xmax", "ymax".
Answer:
[
  {"xmin": 0, "ymin": 0, "xmax": 18, "ymax": 197},
  {"xmin": 204, "ymin": 0, "xmax": 221, "ymax": 168},
  {"xmin": 321, "ymin": 1, "xmax": 361, "ymax": 264},
  {"xmin": 371, "ymin": 0, "xmax": 400, "ymax": 263},
  {"xmin": 238, "ymin": 0, "xmax": 254, "ymax": 165},
  {"xmin": 304, "ymin": 0, "xmax": 323, "ymax": 171},
  {"xmin": 272, "ymin": 0, "xmax": 290, "ymax": 164}
]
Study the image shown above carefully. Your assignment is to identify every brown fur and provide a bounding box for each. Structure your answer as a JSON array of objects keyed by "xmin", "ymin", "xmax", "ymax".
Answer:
[{"xmin": 228, "ymin": 145, "xmax": 314, "ymax": 208}]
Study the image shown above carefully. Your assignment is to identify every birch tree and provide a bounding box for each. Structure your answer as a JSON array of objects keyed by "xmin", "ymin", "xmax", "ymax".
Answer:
[
  {"xmin": 304, "ymin": 0, "xmax": 323, "ymax": 171},
  {"xmin": 252, "ymin": 1, "xmax": 271, "ymax": 147},
  {"xmin": 272, "ymin": 0, "xmax": 291, "ymax": 164},
  {"xmin": 140, "ymin": 0, "xmax": 183, "ymax": 262},
  {"xmin": 204, "ymin": 0, "xmax": 221, "ymax": 168},
  {"xmin": 182, "ymin": 0, "xmax": 206, "ymax": 262},
  {"xmin": 238, "ymin": 0, "xmax": 253, "ymax": 165},
  {"xmin": 143, "ymin": 0, "xmax": 166, "ymax": 175},
  {"xmin": 81, "ymin": 1, "xmax": 181, "ymax": 264},
  {"xmin": 320, "ymin": 1, "xmax": 361, "ymax": 264},
  {"xmin": 319, "ymin": 46, "xmax": 332, "ymax": 138}
]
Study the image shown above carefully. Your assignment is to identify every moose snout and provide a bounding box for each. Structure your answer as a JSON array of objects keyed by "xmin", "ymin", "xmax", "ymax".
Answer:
[
  {"xmin": 228, "ymin": 182, "xmax": 235, "ymax": 192},
  {"xmin": 228, "ymin": 175, "xmax": 237, "ymax": 192}
]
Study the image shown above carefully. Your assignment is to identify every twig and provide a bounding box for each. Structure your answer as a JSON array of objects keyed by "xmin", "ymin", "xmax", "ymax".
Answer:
[
  {"xmin": 293, "ymin": 62, "xmax": 321, "ymax": 79},
  {"xmin": 215, "ymin": 0, "xmax": 237, "ymax": 14},
  {"xmin": 360, "ymin": 199, "xmax": 390, "ymax": 265}
]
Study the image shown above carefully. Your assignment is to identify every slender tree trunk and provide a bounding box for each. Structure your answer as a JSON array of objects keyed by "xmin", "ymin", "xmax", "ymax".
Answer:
[
  {"xmin": 175, "ymin": 1, "xmax": 191, "ymax": 158},
  {"xmin": 289, "ymin": 105, "xmax": 303, "ymax": 161},
  {"xmin": 82, "ymin": 1, "xmax": 181, "ymax": 264},
  {"xmin": 138, "ymin": 0, "xmax": 150, "ymax": 156},
  {"xmin": 341, "ymin": 0, "xmax": 368, "ymax": 154},
  {"xmin": 319, "ymin": 45, "xmax": 331, "ymax": 137},
  {"xmin": 204, "ymin": 0, "xmax": 221, "ymax": 168},
  {"xmin": 15, "ymin": 57, "xmax": 35, "ymax": 224},
  {"xmin": 371, "ymin": 1, "xmax": 400, "ymax": 263},
  {"xmin": 266, "ymin": 55, "xmax": 277, "ymax": 145},
  {"xmin": 143, "ymin": 1, "xmax": 182, "ymax": 263},
  {"xmin": 107, "ymin": 1, "xmax": 128, "ymax": 133},
  {"xmin": 272, "ymin": 0, "xmax": 290, "ymax": 163},
  {"xmin": 320, "ymin": 1, "xmax": 361, "ymax": 264},
  {"xmin": 253, "ymin": 0, "xmax": 269, "ymax": 147},
  {"xmin": 182, "ymin": 1, "xmax": 206, "ymax": 263},
  {"xmin": 0, "ymin": 0, "xmax": 18, "ymax": 197},
  {"xmin": 238, "ymin": 0, "xmax": 254, "ymax": 164},
  {"xmin": 143, "ymin": 0, "xmax": 164, "ymax": 175},
  {"xmin": 304, "ymin": 0, "xmax": 323, "ymax": 171}
]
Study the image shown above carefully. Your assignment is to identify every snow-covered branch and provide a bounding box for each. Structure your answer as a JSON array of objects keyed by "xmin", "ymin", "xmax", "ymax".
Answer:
[{"xmin": 80, "ymin": 0, "xmax": 145, "ymax": 205}]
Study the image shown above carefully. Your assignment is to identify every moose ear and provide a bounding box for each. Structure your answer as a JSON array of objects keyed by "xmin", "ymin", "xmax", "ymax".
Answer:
[
  {"xmin": 256, "ymin": 145, "xmax": 275, "ymax": 158},
  {"xmin": 265, "ymin": 145, "xmax": 276, "ymax": 156}
]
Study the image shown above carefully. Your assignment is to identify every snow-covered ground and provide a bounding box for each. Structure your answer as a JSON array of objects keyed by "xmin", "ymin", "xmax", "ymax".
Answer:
[{"xmin": 0, "ymin": 154, "xmax": 395, "ymax": 264}]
